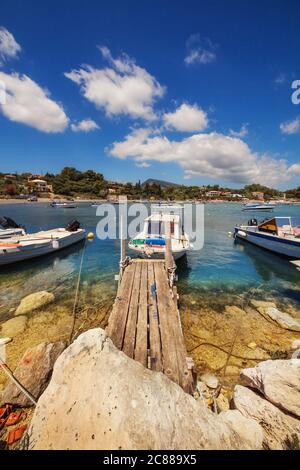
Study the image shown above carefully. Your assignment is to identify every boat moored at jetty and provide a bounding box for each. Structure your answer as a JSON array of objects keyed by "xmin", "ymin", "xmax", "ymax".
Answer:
[
  {"xmin": 234, "ymin": 216, "xmax": 300, "ymax": 258},
  {"xmin": 242, "ymin": 202, "xmax": 275, "ymax": 212},
  {"xmin": 0, "ymin": 220, "xmax": 85, "ymax": 266},
  {"xmin": 128, "ymin": 204, "xmax": 191, "ymax": 260}
]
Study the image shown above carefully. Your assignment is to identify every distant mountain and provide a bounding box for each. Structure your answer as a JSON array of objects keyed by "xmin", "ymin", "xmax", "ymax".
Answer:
[{"xmin": 142, "ymin": 178, "xmax": 180, "ymax": 189}]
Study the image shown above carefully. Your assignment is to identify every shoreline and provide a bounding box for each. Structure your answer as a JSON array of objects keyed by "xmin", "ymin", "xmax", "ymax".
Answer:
[{"xmin": 0, "ymin": 198, "xmax": 299, "ymax": 205}]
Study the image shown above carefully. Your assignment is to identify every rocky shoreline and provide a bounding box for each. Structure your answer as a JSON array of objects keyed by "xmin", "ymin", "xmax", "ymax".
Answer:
[
  {"xmin": 0, "ymin": 327, "xmax": 299, "ymax": 450},
  {"xmin": 0, "ymin": 288, "xmax": 300, "ymax": 450}
]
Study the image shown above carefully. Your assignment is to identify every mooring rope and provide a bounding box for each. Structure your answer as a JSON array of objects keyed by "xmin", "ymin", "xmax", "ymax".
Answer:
[
  {"xmin": 68, "ymin": 238, "xmax": 87, "ymax": 344},
  {"xmin": 0, "ymin": 360, "xmax": 37, "ymax": 406}
]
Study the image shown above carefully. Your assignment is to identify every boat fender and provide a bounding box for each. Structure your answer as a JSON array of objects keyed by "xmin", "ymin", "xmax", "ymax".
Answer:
[
  {"xmin": 52, "ymin": 240, "xmax": 59, "ymax": 249},
  {"xmin": 87, "ymin": 232, "xmax": 94, "ymax": 240},
  {"xmin": 237, "ymin": 230, "xmax": 247, "ymax": 238}
]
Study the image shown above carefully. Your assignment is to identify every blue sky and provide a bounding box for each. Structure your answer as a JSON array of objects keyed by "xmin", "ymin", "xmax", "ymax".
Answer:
[{"xmin": 0, "ymin": 0, "xmax": 300, "ymax": 189}]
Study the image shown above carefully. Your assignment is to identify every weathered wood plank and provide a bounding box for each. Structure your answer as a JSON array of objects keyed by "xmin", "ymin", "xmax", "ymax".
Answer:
[
  {"xmin": 106, "ymin": 261, "xmax": 136, "ymax": 350},
  {"xmin": 148, "ymin": 262, "xmax": 162, "ymax": 372},
  {"xmin": 123, "ymin": 262, "xmax": 142, "ymax": 358},
  {"xmin": 160, "ymin": 264, "xmax": 194, "ymax": 393},
  {"xmin": 134, "ymin": 262, "xmax": 148, "ymax": 367},
  {"xmin": 154, "ymin": 262, "xmax": 180, "ymax": 384},
  {"xmin": 107, "ymin": 258, "xmax": 195, "ymax": 394}
]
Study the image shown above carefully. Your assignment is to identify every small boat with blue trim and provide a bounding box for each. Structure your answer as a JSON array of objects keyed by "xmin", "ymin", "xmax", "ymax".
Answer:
[
  {"xmin": 234, "ymin": 217, "xmax": 300, "ymax": 258},
  {"xmin": 0, "ymin": 220, "xmax": 85, "ymax": 266},
  {"xmin": 128, "ymin": 205, "xmax": 191, "ymax": 260},
  {"xmin": 50, "ymin": 201, "xmax": 77, "ymax": 208},
  {"xmin": 242, "ymin": 202, "xmax": 275, "ymax": 212}
]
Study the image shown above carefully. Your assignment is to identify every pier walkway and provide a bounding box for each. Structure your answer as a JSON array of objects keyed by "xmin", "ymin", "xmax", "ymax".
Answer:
[{"xmin": 107, "ymin": 241, "xmax": 195, "ymax": 394}]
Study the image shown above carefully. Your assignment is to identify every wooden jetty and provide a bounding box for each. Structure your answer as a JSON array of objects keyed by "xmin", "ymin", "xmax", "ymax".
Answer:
[{"xmin": 107, "ymin": 238, "xmax": 196, "ymax": 394}]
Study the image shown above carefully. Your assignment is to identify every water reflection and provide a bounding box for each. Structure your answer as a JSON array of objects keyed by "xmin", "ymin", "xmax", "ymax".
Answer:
[{"xmin": 234, "ymin": 237, "xmax": 299, "ymax": 283}]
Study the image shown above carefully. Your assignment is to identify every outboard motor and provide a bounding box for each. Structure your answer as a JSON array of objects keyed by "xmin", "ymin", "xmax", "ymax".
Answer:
[
  {"xmin": 66, "ymin": 220, "xmax": 80, "ymax": 232},
  {"xmin": 0, "ymin": 216, "xmax": 21, "ymax": 229},
  {"xmin": 248, "ymin": 218, "xmax": 258, "ymax": 226}
]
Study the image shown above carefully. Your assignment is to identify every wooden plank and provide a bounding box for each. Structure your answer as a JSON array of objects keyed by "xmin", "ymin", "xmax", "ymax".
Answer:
[
  {"xmin": 171, "ymin": 305, "xmax": 195, "ymax": 393},
  {"xmin": 154, "ymin": 262, "xmax": 180, "ymax": 384},
  {"xmin": 106, "ymin": 262, "xmax": 136, "ymax": 350},
  {"xmin": 148, "ymin": 262, "xmax": 162, "ymax": 372},
  {"xmin": 160, "ymin": 264, "xmax": 194, "ymax": 393},
  {"xmin": 123, "ymin": 262, "xmax": 142, "ymax": 358},
  {"xmin": 134, "ymin": 262, "xmax": 148, "ymax": 367}
]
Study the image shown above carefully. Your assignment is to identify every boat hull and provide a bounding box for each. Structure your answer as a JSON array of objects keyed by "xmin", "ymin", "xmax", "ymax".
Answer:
[
  {"xmin": 242, "ymin": 207, "xmax": 274, "ymax": 212},
  {"xmin": 235, "ymin": 227, "xmax": 300, "ymax": 258},
  {"xmin": 0, "ymin": 229, "xmax": 86, "ymax": 266}
]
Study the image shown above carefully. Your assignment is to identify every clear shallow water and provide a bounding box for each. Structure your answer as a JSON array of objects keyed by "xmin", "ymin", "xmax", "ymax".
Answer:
[
  {"xmin": 179, "ymin": 203, "xmax": 300, "ymax": 306},
  {"xmin": 0, "ymin": 201, "xmax": 300, "ymax": 320}
]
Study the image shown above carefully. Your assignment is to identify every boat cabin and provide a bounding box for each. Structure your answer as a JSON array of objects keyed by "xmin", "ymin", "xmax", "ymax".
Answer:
[
  {"xmin": 143, "ymin": 214, "xmax": 183, "ymax": 240},
  {"xmin": 258, "ymin": 217, "xmax": 300, "ymax": 237},
  {"xmin": 143, "ymin": 205, "xmax": 184, "ymax": 241}
]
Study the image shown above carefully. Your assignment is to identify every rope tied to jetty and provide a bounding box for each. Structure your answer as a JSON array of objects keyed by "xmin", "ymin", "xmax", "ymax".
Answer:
[
  {"xmin": 68, "ymin": 238, "xmax": 87, "ymax": 344},
  {"xmin": 0, "ymin": 339, "xmax": 37, "ymax": 406}
]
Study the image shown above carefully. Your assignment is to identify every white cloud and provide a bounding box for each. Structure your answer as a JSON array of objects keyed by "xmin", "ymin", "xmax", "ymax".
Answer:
[
  {"xmin": 280, "ymin": 117, "xmax": 300, "ymax": 135},
  {"xmin": 184, "ymin": 35, "xmax": 217, "ymax": 65},
  {"xmin": 229, "ymin": 123, "xmax": 248, "ymax": 138},
  {"xmin": 65, "ymin": 47, "xmax": 165, "ymax": 121},
  {"xmin": 71, "ymin": 119, "xmax": 100, "ymax": 132},
  {"xmin": 109, "ymin": 128, "xmax": 300, "ymax": 186},
  {"xmin": 163, "ymin": 103, "xmax": 208, "ymax": 132},
  {"xmin": 0, "ymin": 27, "xmax": 21, "ymax": 64},
  {"xmin": 136, "ymin": 162, "xmax": 151, "ymax": 168},
  {"xmin": 287, "ymin": 163, "xmax": 300, "ymax": 175},
  {"xmin": 0, "ymin": 72, "xmax": 69, "ymax": 132}
]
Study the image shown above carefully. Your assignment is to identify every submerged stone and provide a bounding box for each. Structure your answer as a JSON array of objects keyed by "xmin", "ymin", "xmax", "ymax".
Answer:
[
  {"xmin": 257, "ymin": 306, "xmax": 300, "ymax": 332},
  {"xmin": 0, "ymin": 316, "xmax": 27, "ymax": 338},
  {"xmin": 15, "ymin": 291, "xmax": 55, "ymax": 316}
]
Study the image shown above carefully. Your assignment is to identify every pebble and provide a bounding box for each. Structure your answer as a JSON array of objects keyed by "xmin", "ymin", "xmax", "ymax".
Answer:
[{"xmin": 200, "ymin": 373, "xmax": 219, "ymax": 389}]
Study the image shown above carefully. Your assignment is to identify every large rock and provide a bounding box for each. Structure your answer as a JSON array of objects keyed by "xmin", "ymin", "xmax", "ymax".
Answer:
[
  {"xmin": 15, "ymin": 291, "xmax": 55, "ymax": 316},
  {"xmin": 1, "ymin": 341, "xmax": 66, "ymax": 407},
  {"xmin": 0, "ymin": 316, "xmax": 27, "ymax": 338},
  {"xmin": 250, "ymin": 300, "xmax": 276, "ymax": 309},
  {"xmin": 233, "ymin": 385, "xmax": 300, "ymax": 450},
  {"xmin": 240, "ymin": 359, "xmax": 300, "ymax": 418},
  {"xmin": 257, "ymin": 306, "xmax": 300, "ymax": 332},
  {"xmin": 25, "ymin": 329, "xmax": 263, "ymax": 450}
]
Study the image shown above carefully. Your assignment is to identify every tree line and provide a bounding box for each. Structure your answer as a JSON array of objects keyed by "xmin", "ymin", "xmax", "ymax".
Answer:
[{"xmin": 0, "ymin": 168, "xmax": 299, "ymax": 200}]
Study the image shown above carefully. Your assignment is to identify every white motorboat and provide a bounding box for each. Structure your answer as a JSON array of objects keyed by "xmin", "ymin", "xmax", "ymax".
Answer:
[
  {"xmin": 128, "ymin": 205, "xmax": 191, "ymax": 260},
  {"xmin": 234, "ymin": 217, "xmax": 300, "ymax": 258},
  {"xmin": 0, "ymin": 217, "xmax": 26, "ymax": 239},
  {"xmin": 50, "ymin": 201, "xmax": 77, "ymax": 208},
  {"xmin": 0, "ymin": 220, "xmax": 85, "ymax": 266},
  {"xmin": 242, "ymin": 203, "xmax": 275, "ymax": 212}
]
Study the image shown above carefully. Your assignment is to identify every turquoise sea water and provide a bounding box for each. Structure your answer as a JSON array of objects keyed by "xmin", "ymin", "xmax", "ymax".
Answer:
[{"xmin": 0, "ymin": 202, "xmax": 300, "ymax": 321}]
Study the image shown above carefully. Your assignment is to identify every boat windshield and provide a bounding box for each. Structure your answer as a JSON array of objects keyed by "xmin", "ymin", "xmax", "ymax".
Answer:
[
  {"xmin": 147, "ymin": 220, "xmax": 175, "ymax": 236},
  {"xmin": 258, "ymin": 217, "xmax": 300, "ymax": 236}
]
